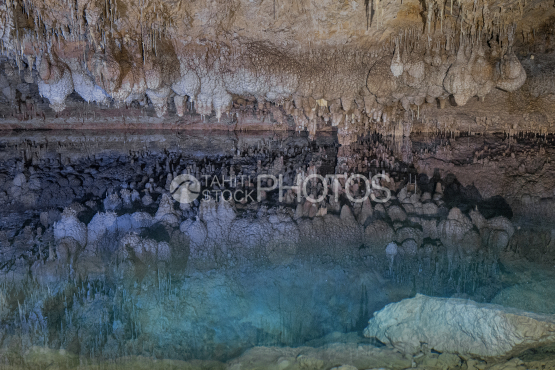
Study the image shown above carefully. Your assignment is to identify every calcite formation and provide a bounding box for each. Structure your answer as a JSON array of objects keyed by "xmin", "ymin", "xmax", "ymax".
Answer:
[
  {"xmin": 364, "ymin": 294, "xmax": 555, "ymax": 360},
  {"xmin": 0, "ymin": 0, "xmax": 554, "ymax": 140}
]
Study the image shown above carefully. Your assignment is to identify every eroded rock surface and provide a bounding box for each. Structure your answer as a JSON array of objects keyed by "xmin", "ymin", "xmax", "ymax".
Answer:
[{"xmin": 364, "ymin": 294, "xmax": 555, "ymax": 360}]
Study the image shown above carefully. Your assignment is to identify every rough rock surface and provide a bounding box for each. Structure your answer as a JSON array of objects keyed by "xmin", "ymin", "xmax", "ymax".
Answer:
[
  {"xmin": 0, "ymin": 0, "xmax": 554, "ymax": 141},
  {"xmin": 364, "ymin": 294, "xmax": 555, "ymax": 360}
]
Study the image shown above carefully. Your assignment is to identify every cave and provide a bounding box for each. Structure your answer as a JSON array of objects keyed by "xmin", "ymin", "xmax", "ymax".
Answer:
[{"xmin": 1, "ymin": 0, "xmax": 555, "ymax": 369}]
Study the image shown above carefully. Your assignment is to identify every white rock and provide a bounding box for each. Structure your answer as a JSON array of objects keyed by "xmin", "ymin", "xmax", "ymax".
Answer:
[
  {"xmin": 54, "ymin": 208, "xmax": 87, "ymax": 247},
  {"xmin": 390, "ymin": 46, "xmax": 404, "ymax": 77},
  {"xmin": 385, "ymin": 242, "xmax": 398, "ymax": 256},
  {"xmin": 129, "ymin": 212, "xmax": 154, "ymax": 229},
  {"xmin": 87, "ymin": 212, "xmax": 118, "ymax": 245},
  {"xmin": 37, "ymin": 60, "xmax": 74, "ymax": 112},
  {"xmin": 120, "ymin": 233, "xmax": 170, "ymax": 263},
  {"xmin": 496, "ymin": 51, "xmax": 527, "ymax": 92},
  {"xmin": 438, "ymin": 207, "xmax": 474, "ymax": 253},
  {"xmin": 67, "ymin": 59, "xmax": 108, "ymax": 104},
  {"xmin": 183, "ymin": 219, "xmax": 208, "ymax": 252},
  {"xmin": 131, "ymin": 190, "xmax": 141, "ymax": 202},
  {"xmin": 364, "ymin": 294, "xmax": 555, "ymax": 360},
  {"xmin": 87, "ymin": 211, "xmax": 154, "ymax": 246},
  {"xmin": 171, "ymin": 67, "xmax": 200, "ymax": 100},
  {"xmin": 146, "ymin": 86, "xmax": 171, "ymax": 117},
  {"xmin": 469, "ymin": 209, "xmax": 486, "ymax": 230},
  {"xmin": 397, "ymin": 187, "xmax": 408, "ymax": 202}
]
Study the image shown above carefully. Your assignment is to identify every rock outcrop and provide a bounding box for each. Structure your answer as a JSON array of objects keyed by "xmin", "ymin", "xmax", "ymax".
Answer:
[{"xmin": 364, "ymin": 294, "xmax": 555, "ymax": 360}]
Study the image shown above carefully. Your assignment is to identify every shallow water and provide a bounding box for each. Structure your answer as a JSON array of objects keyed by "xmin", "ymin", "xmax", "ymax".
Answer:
[{"xmin": 0, "ymin": 130, "xmax": 554, "ymax": 369}]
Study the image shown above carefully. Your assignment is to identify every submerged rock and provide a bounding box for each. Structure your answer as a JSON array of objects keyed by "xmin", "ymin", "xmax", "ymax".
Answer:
[
  {"xmin": 226, "ymin": 342, "xmax": 412, "ymax": 370},
  {"xmin": 364, "ymin": 294, "xmax": 555, "ymax": 360},
  {"xmin": 53, "ymin": 208, "xmax": 87, "ymax": 247},
  {"xmin": 492, "ymin": 280, "xmax": 555, "ymax": 315}
]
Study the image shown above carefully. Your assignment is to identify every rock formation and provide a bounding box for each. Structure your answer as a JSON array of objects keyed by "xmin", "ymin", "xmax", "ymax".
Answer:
[
  {"xmin": 0, "ymin": 0, "xmax": 554, "ymax": 141},
  {"xmin": 0, "ymin": 130, "xmax": 555, "ymax": 368},
  {"xmin": 364, "ymin": 294, "xmax": 555, "ymax": 360},
  {"xmin": 0, "ymin": 1, "xmax": 554, "ymax": 370}
]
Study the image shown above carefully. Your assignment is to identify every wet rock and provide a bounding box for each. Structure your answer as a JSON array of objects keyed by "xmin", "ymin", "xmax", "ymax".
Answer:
[
  {"xmin": 12, "ymin": 173, "xmax": 26, "ymax": 187},
  {"xmin": 387, "ymin": 205, "xmax": 407, "ymax": 222},
  {"xmin": 422, "ymin": 202, "xmax": 438, "ymax": 216},
  {"xmin": 357, "ymin": 198, "xmax": 373, "ymax": 225},
  {"xmin": 340, "ymin": 205, "xmax": 356, "ymax": 222},
  {"xmin": 438, "ymin": 207, "xmax": 477, "ymax": 258},
  {"xmin": 154, "ymin": 193, "xmax": 180, "ymax": 226},
  {"xmin": 364, "ymin": 294, "xmax": 555, "ymax": 360},
  {"xmin": 40, "ymin": 209, "xmax": 61, "ymax": 228},
  {"xmin": 120, "ymin": 233, "xmax": 171, "ymax": 264},
  {"xmin": 416, "ymin": 352, "xmax": 462, "ymax": 369},
  {"xmin": 142, "ymin": 194, "xmax": 153, "ymax": 206},
  {"xmin": 421, "ymin": 219, "xmax": 438, "ymax": 239},
  {"xmin": 400, "ymin": 239, "xmax": 418, "ymax": 256},
  {"xmin": 53, "ymin": 208, "xmax": 87, "ymax": 247},
  {"xmin": 364, "ymin": 220, "xmax": 395, "ymax": 252},
  {"xmin": 226, "ymin": 342, "xmax": 411, "ymax": 370},
  {"xmin": 298, "ymin": 213, "xmax": 361, "ymax": 257},
  {"xmin": 103, "ymin": 192, "xmax": 122, "ymax": 211},
  {"xmin": 395, "ymin": 226, "xmax": 423, "ymax": 247},
  {"xmin": 56, "ymin": 237, "xmax": 81, "ymax": 264}
]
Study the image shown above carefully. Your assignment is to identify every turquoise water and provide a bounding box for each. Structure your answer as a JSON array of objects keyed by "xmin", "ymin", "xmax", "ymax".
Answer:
[{"xmin": 0, "ymin": 131, "xmax": 553, "ymax": 369}]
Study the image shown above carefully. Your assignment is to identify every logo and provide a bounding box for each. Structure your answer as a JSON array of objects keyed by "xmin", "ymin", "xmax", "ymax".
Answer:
[
  {"xmin": 170, "ymin": 174, "xmax": 201, "ymax": 204},
  {"xmin": 170, "ymin": 171, "xmax": 392, "ymax": 204}
]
